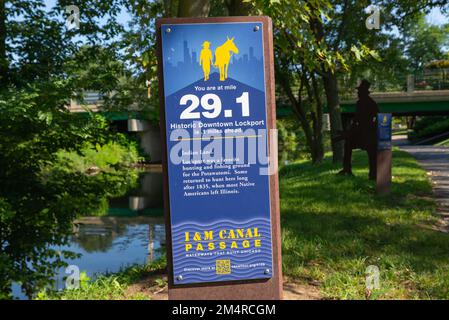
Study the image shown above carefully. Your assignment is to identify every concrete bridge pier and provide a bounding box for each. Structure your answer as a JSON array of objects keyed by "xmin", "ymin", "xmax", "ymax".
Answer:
[{"xmin": 128, "ymin": 119, "xmax": 162, "ymax": 163}]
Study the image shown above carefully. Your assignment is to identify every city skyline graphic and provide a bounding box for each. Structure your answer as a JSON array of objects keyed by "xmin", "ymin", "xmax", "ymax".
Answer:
[{"xmin": 162, "ymin": 23, "xmax": 265, "ymax": 96}]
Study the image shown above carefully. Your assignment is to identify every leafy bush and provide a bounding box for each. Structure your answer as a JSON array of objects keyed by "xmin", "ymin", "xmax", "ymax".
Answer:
[
  {"xmin": 0, "ymin": 84, "xmax": 140, "ymax": 299},
  {"xmin": 426, "ymin": 60, "xmax": 449, "ymax": 69},
  {"xmin": 277, "ymin": 118, "xmax": 307, "ymax": 164},
  {"xmin": 36, "ymin": 256, "xmax": 167, "ymax": 300},
  {"xmin": 52, "ymin": 142, "xmax": 139, "ymax": 173}
]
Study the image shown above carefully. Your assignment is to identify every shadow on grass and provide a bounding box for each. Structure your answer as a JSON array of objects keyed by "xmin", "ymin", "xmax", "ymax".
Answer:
[{"xmin": 280, "ymin": 149, "xmax": 449, "ymax": 299}]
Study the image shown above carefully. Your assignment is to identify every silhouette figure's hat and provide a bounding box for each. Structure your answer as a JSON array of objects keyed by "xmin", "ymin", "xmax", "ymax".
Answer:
[
  {"xmin": 202, "ymin": 41, "xmax": 211, "ymax": 47},
  {"xmin": 356, "ymin": 79, "xmax": 371, "ymax": 92}
]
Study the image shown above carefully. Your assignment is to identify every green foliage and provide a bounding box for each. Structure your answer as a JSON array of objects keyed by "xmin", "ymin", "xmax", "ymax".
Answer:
[
  {"xmin": 280, "ymin": 149, "xmax": 449, "ymax": 299},
  {"xmin": 403, "ymin": 15, "xmax": 449, "ymax": 71},
  {"xmin": 435, "ymin": 138, "xmax": 449, "ymax": 146},
  {"xmin": 64, "ymin": 45, "xmax": 160, "ymax": 123},
  {"xmin": 38, "ymin": 256, "xmax": 167, "ymax": 300},
  {"xmin": 1, "ymin": 0, "xmax": 448, "ymax": 301},
  {"xmin": 52, "ymin": 142, "xmax": 139, "ymax": 173},
  {"xmin": 0, "ymin": 0, "xmax": 157, "ymax": 300},
  {"xmin": 2, "ymin": 0, "xmax": 73, "ymax": 86},
  {"xmin": 277, "ymin": 118, "xmax": 305, "ymax": 163},
  {"xmin": 65, "ymin": 46, "xmax": 127, "ymax": 94},
  {"xmin": 0, "ymin": 82, "xmax": 140, "ymax": 299},
  {"xmin": 117, "ymin": 1, "xmax": 165, "ymax": 124},
  {"xmin": 252, "ymin": 0, "xmax": 382, "ymax": 75},
  {"xmin": 426, "ymin": 60, "xmax": 449, "ymax": 70},
  {"xmin": 409, "ymin": 116, "xmax": 449, "ymax": 141},
  {"xmin": 251, "ymin": 0, "xmax": 392, "ymax": 162}
]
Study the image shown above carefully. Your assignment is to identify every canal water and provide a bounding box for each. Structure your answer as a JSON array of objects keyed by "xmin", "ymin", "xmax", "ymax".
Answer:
[{"xmin": 12, "ymin": 169, "xmax": 165, "ymax": 299}]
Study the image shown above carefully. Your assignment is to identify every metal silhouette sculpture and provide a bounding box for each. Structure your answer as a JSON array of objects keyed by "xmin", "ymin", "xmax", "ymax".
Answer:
[{"xmin": 333, "ymin": 80, "xmax": 379, "ymax": 180}]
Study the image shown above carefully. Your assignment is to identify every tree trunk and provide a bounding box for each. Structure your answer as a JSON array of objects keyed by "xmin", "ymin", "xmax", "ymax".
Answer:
[
  {"xmin": 163, "ymin": 0, "xmax": 178, "ymax": 17},
  {"xmin": 275, "ymin": 65, "xmax": 318, "ymax": 163},
  {"xmin": 0, "ymin": 0, "xmax": 7, "ymax": 86},
  {"xmin": 304, "ymin": 76, "xmax": 321, "ymax": 163},
  {"xmin": 311, "ymin": 74, "xmax": 324, "ymax": 163},
  {"xmin": 226, "ymin": 0, "xmax": 252, "ymax": 16},
  {"xmin": 177, "ymin": 0, "xmax": 210, "ymax": 17},
  {"xmin": 307, "ymin": 6, "xmax": 344, "ymax": 163},
  {"xmin": 322, "ymin": 71, "xmax": 344, "ymax": 163},
  {"xmin": 292, "ymin": 99, "xmax": 318, "ymax": 163}
]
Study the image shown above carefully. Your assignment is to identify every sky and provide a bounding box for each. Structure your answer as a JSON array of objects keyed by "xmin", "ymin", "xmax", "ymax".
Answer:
[
  {"xmin": 44, "ymin": 0, "xmax": 132, "ymax": 26},
  {"xmin": 43, "ymin": 1, "xmax": 447, "ymax": 57}
]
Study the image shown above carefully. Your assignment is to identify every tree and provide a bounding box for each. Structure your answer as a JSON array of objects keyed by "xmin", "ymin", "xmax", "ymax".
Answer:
[
  {"xmin": 225, "ymin": 0, "xmax": 252, "ymax": 15},
  {"xmin": 0, "ymin": 0, "xmax": 7, "ymax": 85},
  {"xmin": 403, "ymin": 15, "xmax": 449, "ymax": 71},
  {"xmin": 0, "ymin": 0, "xmax": 139, "ymax": 299},
  {"xmin": 254, "ymin": 0, "xmax": 448, "ymax": 163},
  {"xmin": 0, "ymin": 81, "xmax": 139, "ymax": 298},
  {"xmin": 177, "ymin": 0, "xmax": 211, "ymax": 17},
  {"xmin": 253, "ymin": 0, "xmax": 372, "ymax": 163}
]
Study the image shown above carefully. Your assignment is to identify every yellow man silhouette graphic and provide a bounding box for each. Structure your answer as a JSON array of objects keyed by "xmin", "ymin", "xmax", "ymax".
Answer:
[
  {"xmin": 199, "ymin": 41, "xmax": 213, "ymax": 81},
  {"xmin": 214, "ymin": 36, "xmax": 239, "ymax": 81}
]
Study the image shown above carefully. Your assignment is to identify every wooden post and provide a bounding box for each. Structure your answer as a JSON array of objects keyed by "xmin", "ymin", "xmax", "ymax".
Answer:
[{"xmin": 376, "ymin": 149, "xmax": 392, "ymax": 195}]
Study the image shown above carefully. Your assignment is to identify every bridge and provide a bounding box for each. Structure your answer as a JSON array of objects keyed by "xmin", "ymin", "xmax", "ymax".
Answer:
[
  {"xmin": 67, "ymin": 92, "xmax": 162, "ymax": 163},
  {"xmin": 276, "ymin": 70, "xmax": 449, "ymax": 117},
  {"xmin": 68, "ymin": 92, "xmax": 144, "ymax": 120},
  {"xmin": 68, "ymin": 71, "xmax": 449, "ymax": 122},
  {"xmin": 339, "ymin": 90, "xmax": 449, "ymax": 116},
  {"xmin": 338, "ymin": 71, "xmax": 449, "ymax": 116}
]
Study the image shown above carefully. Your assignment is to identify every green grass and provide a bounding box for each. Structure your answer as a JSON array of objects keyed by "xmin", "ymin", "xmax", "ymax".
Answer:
[
  {"xmin": 280, "ymin": 149, "xmax": 449, "ymax": 299},
  {"xmin": 435, "ymin": 138, "xmax": 449, "ymax": 147},
  {"xmin": 36, "ymin": 257, "xmax": 166, "ymax": 300},
  {"xmin": 392, "ymin": 129, "xmax": 409, "ymax": 136},
  {"xmin": 40, "ymin": 149, "xmax": 449, "ymax": 300}
]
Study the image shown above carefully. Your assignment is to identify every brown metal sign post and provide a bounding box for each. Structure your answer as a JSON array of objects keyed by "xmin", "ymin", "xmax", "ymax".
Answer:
[{"xmin": 156, "ymin": 16, "xmax": 282, "ymax": 300}]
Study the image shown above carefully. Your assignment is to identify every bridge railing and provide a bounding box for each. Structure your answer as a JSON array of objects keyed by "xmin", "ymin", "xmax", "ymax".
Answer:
[
  {"xmin": 339, "ymin": 69, "xmax": 449, "ymax": 101},
  {"xmin": 413, "ymin": 69, "xmax": 449, "ymax": 91},
  {"xmin": 67, "ymin": 90, "xmax": 148, "ymax": 113}
]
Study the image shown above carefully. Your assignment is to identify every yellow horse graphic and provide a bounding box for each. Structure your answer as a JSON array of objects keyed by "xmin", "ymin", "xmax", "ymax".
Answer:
[{"xmin": 214, "ymin": 37, "xmax": 239, "ymax": 81}]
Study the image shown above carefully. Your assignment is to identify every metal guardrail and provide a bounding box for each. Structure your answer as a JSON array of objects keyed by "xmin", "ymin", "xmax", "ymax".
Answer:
[
  {"xmin": 83, "ymin": 92, "xmax": 103, "ymax": 104},
  {"xmin": 67, "ymin": 91, "xmax": 146, "ymax": 113},
  {"xmin": 67, "ymin": 91, "xmax": 103, "ymax": 113},
  {"xmin": 413, "ymin": 131, "xmax": 449, "ymax": 146},
  {"xmin": 414, "ymin": 69, "xmax": 449, "ymax": 91},
  {"xmin": 339, "ymin": 69, "xmax": 449, "ymax": 101},
  {"xmin": 69, "ymin": 72, "xmax": 449, "ymax": 116}
]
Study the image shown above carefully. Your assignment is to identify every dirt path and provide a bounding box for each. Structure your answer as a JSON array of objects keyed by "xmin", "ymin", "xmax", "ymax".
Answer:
[
  {"xmin": 124, "ymin": 274, "xmax": 322, "ymax": 300},
  {"xmin": 394, "ymin": 135, "xmax": 449, "ymax": 231}
]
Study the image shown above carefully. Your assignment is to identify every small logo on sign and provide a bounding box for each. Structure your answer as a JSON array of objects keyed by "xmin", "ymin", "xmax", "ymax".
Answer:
[{"xmin": 216, "ymin": 259, "xmax": 231, "ymax": 274}]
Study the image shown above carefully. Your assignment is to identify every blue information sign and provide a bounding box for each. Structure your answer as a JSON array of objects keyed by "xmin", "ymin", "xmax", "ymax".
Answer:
[
  {"xmin": 160, "ymin": 21, "xmax": 273, "ymax": 285},
  {"xmin": 377, "ymin": 113, "xmax": 392, "ymax": 150}
]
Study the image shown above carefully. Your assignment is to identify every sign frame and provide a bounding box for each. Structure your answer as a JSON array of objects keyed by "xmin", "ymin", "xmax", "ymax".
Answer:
[{"xmin": 156, "ymin": 16, "xmax": 282, "ymax": 300}]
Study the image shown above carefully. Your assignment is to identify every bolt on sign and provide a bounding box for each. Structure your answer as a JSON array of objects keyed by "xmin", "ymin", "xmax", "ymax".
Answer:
[{"xmin": 156, "ymin": 17, "xmax": 282, "ymax": 300}]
